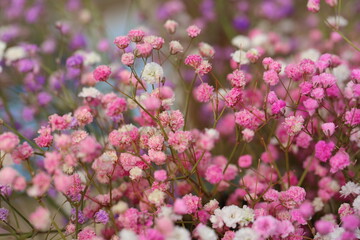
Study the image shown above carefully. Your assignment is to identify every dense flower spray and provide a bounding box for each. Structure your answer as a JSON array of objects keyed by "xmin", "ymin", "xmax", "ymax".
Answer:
[{"xmin": 0, "ymin": 0, "xmax": 359, "ymax": 240}]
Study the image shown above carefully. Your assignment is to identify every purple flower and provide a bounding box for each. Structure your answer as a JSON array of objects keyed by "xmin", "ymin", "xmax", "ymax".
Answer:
[
  {"xmin": 94, "ymin": 210, "xmax": 109, "ymax": 224},
  {"xmin": 70, "ymin": 208, "xmax": 87, "ymax": 224},
  {"xmin": 0, "ymin": 208, "xmax": 9, "ymax": 221},
  {"xmin": 37, "ymin": 92, "xmax": 52, "ymax": 106},
  {"xmin": 66, "ymin": 55, "xmax": 83, "ymax": 69},
  {"xmin": 0, "ymin": 185, "xmax": 12, "ymax": 196}
]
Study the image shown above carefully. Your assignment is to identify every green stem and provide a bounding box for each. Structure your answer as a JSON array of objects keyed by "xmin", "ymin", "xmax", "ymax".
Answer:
[{"xmin": 183, "ymin": 75, "xmax": 197, "ymax": 130}]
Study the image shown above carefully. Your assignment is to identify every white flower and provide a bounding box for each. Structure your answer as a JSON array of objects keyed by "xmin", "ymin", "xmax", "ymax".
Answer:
[
  {"xmin": 239, "ymin": 205, "xmax": 255, "ymax": 226},
  {"xmin": 326, "ymin": 16, "xmax": 348, "ymax": 28},
  {"xmin": 231, "ymin": 50, "xmax": 249, "ymax": 65},
  {"xmin": 332, "ymin": 65, "xmax": 350, "ymax": 85},
  {"xmin": 329, "ymin": 180, "xmax": 340, "ymax": 192},
  {"xmin": 78, "ymin": 87, "xmax": 101, "ymax": 98},
  {"xmin": 312, "ymin": 197, "xmax": 324, "ymax": 212},
  {"xmin": 148, "ymin": 189, "xmax": 165, "ymax": 206},
  {"xmin": 4, "ymin": 46, "xmax": 27, "ymax": 65},
  {"xmin": 158, "ymin": 206, "xmax": 182, "ymax": 221},
  {"xmin": 221, "ymin": 205, "xmax": 244, "ymax": 228},
  {"xmin": 194, "ymin": 224, "xmax": 217, "ymax": 240},
  {"xmin": 0, "ymin": 41, "xmax": 6, "ymax": 60},
  {"xmin": 142, "ymin": 62, "xmax": 164, "ymax": 84},
  {"xmin": 234, "ymin": 227, "xmax": 259, "ymax": 240},
  {"xmin": 119, "ymin": 229, "xmax": 138, "ymax": 240},
  {"xmin": 210, "ymin": 208, "xmax": 224, "ymax": 228},
  {"xmin": 300, "ymin": 49, "xmax": 320, "ymax": 62},
  {"xmin": 356, "ymin": 228, "xmax": 360, "ymax": 239},
  {"xmin": 251, "ymin": 34, "xmax": 268, "ymax": 47},
  {"xmin": 166, "ymin": 227, "xmax": 191, "ymax": 240},
  {"xmin": 111, "ymin": 201, "xmax": 128, "ymax": 214},
  {"xmin": 328, "ymin": 227, "xmax": 345, "ymax": 240},
  {"xmin": 169, "ymin": 40, "xmax": 183, "ymax": 54},
  {"xmin": 340, "ymin": 182, "xmax": 360, "ymax": 197},
  {"xmin": 353, "ymin": 195, "xmax": 360, "ymax": 211},
  {"xmin": 83, "ymin": 52, "xmax": 101, "ymax": 66},
  {"xmin": 129, "ymin": 167, "xmax": 144, "ymax": 180},
  {"xmin": 205, "ymin": 129, "xmax": 220, "ymax": 140},
  {"xmin": 232, "ymin": 35, "xmax": 251, "ymax": 50},
  {"xmin": 350, "ymin": 128, "xmax": 360, "ymax": 147}
]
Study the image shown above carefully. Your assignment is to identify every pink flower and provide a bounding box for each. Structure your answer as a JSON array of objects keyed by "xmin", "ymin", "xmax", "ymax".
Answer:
[
  {"xmin": 252, "ymin": 215, "xmax": 278, "ymax": 238},
  {"xmin": 285, "ymin": 64, "xmax": 302, "ymax": 81},
  {"xmin": 263, "ymin": 189, "xmax": 279, "ymax": 202},
  {"xmin": 93, "ymin": 65, "xmax": 111, "ymax": 82},
  {"xmin": 77, "ymin": 136, "xmax": 102, "ymax": 163},
  {"xmin": 148, "ymin": 149, "xmax": 167, "ymax": 165},
  {"xmin": 44, "ymin": 151, "xmax": 61, "ymax": 174},
  {"xmin": 282, "ymin": 115, "xmax": 304, "ymax": 136},
  {"xmin": 169, "ymin": 40, "xmax": 183, "ymax": 54},
  {"xmin": 34, "ymin": 126, "xmax": 53, "ymax": 147},
  {"xmin": 303, "ymin": 98, "xmax": 318, "ymax": 115},
  {"xmin": 11, "ymin": 142, "xmax": 33, "ymax": 164},
  {"xmin": 184, "ymin": 54, "xmax": 202, "ymax": 68},
  {"xmin": 194, "ymin": 83, "xmax": 214, "ymax": 102},
  {"xmin": 78, "ymin": 227, "xmax": 97, "ymax": 240},
  {"xmin": 228, "ymin": 69, "xmax": 246, "ymax": 88},
  {"xmin": 342, "ymin": 215, "xmax": 360, "ymax": 231},
  {"xmin": 128, "ymin": 29, "xmax": 145, "ymax": 42},
  {"xmin": 315, "ymin": 220, "xmax": 334, "ymax": 235},
  {"xmin": 48, "ymin": 113, "xmax": 72, "ymax": 131},
  {"xmin": 311, "ymin": 87, "xmax": 325, "ymax": 100},
  {"xmin": 299, "ymin": 59, "xmax": 316, "ymax": 76},
  {"xmin": 224, "ymin": 88, "xmax": 243, "ymax": 107},
  {"xmin": 29, "ymin": 207, "xmax": 50, "ymax": 231},
  {"xmin": 263, "ymin": 70, "xmax": 279, "ymax": 86},
  {"xmin": 114, "ymin": 36, "xmax": 130, "ymax": 49},
  {"xmin": 154, "ymin": 170, "xmax": 167, "ymax": 181},
  {"xmin": 27, "ymin": 172, "xmax": 51, "ymax": 197},
  {"xmin": 121, "ymin": 52, "xmax": 135, "ymax": 66},
  {"xmin": 183, "ymin": 194, "xmax": 201, "ymax": 214},
  {"xmin": 159, "ymin": 110, "xmax": 184, "ymax": 131},
  {"xmin": 238, "ymin": 155, "xmax": 252, "ymax": 168},
  {"xmin": 174, "ymin": 199, "xmax": 188, "ymax": 214},
  {"xmin": 119, "ymin": 153, "xmax": 143, "ymax": 171},
  {"xmin": 144, "ymin": 35, "xmax": 165, "ymax": 50},
  {"xmin": 279, "ymin": 186, "xmax": 306, "ymax": 209},
  {"xmin": 168, "ymin": 131, "xmax": 192, "ymax": 153},
  {"xmin": 196, "ymin": 60, "xmax": 212, "ymax": 76},
  {"xmin": 0, "ymin": 132, "xmax": 20, "ymax": 152},
  {"xmin": 296, "ymin": 132, "xmax": 312, "ymax": 148},
  {"xmin": 205, "ymin": 164, "xmax": 223, "ymax": 184},
  {"xmin": 74, "ymin": 107, "xmax": 93, "ymax": 127},
  {"xmin": 350, "ymin": 69, "xmax": 360, "ymax": 83},
  {"xmin": 242, "ymin": 128, "xmax": 254, "ymax": 142},
  {"xmin": 315, "ymin": 140, "xmax": 335, "ymax": 162},
  {"xmin": 329, "ymin": 148, "xmax": 350, "ymax": 173},
  {"xmin": 164, "ymin": 20, "xmax": 178, "ymax": 34},
  {"xmin": 135, "ymin": 43, "xmax": 152, "ymax": 57},
  {"xmin": 307, "ymin": 0, "xmax": 320, "ymax": 12},
  {"xmin": 199, "ymin": 42, "xmax": 215, "ymax": 58},
  {"xmin": 106, "ymin": 97, "xmax": 127, "ymax": 117},
  {"xmin": 345, "ymin": 108, "xmax": 360, "ymax": 126},
  {"xmin": 235, "ymin": 108, "xmax": 265, "ymax": 130},
  {"xmin": 186, "ymin": 25, "xmax": 201, "ymax": 38},
  {"xmin": 321, "ymin": 122, "xmax": 336, "ymax": 137},
  {"xmin": 0, "ymin": 167, "xmax": 18, "ymax": 186}
]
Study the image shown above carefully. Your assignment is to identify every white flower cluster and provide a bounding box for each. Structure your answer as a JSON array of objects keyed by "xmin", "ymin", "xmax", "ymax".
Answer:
[
  {"xmin": 142, "ymin": 62, "xmax": 164, "ymax": 84},
  {"xmin": 210, "ymin": 205, "xmax": 255, "ymax": 229}
]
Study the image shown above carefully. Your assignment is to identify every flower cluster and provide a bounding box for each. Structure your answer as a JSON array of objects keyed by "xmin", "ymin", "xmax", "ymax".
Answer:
[{"xmin": 0, "ymin": 0, "xmax": 360, "ymax": 240}]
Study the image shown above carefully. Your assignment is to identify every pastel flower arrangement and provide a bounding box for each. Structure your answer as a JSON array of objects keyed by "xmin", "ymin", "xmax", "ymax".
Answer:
[{"xmin": 0, "ymin": 0, "xmax": 360, "ymax": 239}]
